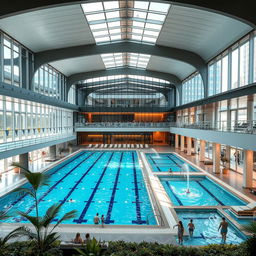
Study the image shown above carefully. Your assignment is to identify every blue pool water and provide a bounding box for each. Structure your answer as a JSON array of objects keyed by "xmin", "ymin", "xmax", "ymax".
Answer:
[
  {"xmin": 160, "ymin": 176, "xmax": 247, "ymax": 206},
  {"xmin": 0, "ymin": 151, "xmax": 156, "ymax": 225},
  {"xmin": 176, "ymin": 210, "xmax": 246, "ymax": 246},
  {"xmin": 146, "ymin": 153, "xmax": 199, "ymax": 172}
]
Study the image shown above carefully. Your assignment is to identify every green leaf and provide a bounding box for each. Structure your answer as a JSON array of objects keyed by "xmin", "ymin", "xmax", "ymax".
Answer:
[{"xmin": 242, "ymin": 221, "xmax": 256, "ymax": 235}]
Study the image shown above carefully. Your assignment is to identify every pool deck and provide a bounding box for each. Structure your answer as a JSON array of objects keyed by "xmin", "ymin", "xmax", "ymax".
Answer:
[{"xmin": 152, "ymin": 146, "xmax": 256, "ymax": 201}]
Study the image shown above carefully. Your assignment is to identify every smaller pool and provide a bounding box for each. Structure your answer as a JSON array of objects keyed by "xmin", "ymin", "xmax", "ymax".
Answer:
[
  {"xmin": 224, "ymin": 209, "xmax": 256, "ymax": 226},
  {"xmin": 176, "ymin": 210, "xmax": 246, "ymax": 246},
  {"xmin": 160, "ymin": 176, "xmax": 247, "ymax": 206},
  {"xmin": 146, "ymin": 153, "xmax": 199, "ymax": 172}
]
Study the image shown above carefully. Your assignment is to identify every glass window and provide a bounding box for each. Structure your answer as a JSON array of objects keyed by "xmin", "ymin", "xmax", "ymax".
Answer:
[
  {"xmin": 3, "ymin": 39, "xmax": 12, "ymax": 83},
  {"xmin": 254, "ymin": 36, "xmax": 256, "ymax": 82},
  {"xmin": 239, "ymin": 41, "xmax": 249, "ymax": 87},
  {"xmin": 208, "ymin": 64, "xmax": 214, "ymax": 96},
  {"xmin": 222, "ymin": 55, "xmax": 228, "ymax": 92},
  {"xmin": 231, "ymin": 48, "xmax": 239, "ymax": 89}
]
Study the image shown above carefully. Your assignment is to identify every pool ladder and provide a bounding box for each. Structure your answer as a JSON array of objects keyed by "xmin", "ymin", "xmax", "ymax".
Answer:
[{"xmin": 146, "ymin": 212, "xmax": 164, "ymax": 226}]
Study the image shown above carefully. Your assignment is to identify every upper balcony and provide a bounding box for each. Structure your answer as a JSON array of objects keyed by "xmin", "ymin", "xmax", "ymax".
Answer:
[
  {"xmin": 79, "ymin": 105, "xmax": 171, "ymax": 113},
  {"xmin": 171, "ymin": 120, "xmax": 256, "ymax": 135},
  {"xmin": 75, "ymin": 122, "xmax": 171, "ymax": 132}
]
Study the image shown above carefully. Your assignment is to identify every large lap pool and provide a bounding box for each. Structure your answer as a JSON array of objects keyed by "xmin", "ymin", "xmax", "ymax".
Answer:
[
  {"xmin": 0, "ymin": 151, "xmax": 156, "ymax": 225},
  {"xmin": 160, "ymin": 176, "xmax": 247, "ymax": 206},
  {"xmin": 146, "ymin": 153, "xmax": 199, "ymax": 172},
  {"xmin": 176, "ymin": 210, "xmax": 246, "ymax": 246}
]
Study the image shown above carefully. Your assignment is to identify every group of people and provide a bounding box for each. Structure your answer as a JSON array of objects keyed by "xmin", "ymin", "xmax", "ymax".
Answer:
[
  {"xmin": 73, "ymin": 233, "xmax": 91, "ymax": 244},
  {"xmin": 174, "ymin": 217, "xmax": 229, "ymax": 245},
  {"xmin": 94, "ymin": 213, "xmax": 105, "ymax": 227}
]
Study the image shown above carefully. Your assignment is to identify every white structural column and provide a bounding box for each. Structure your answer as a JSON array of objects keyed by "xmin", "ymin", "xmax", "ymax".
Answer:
[
  {"xmin": 243, "ymin": 150, "xmax": 253, "ymax": 188},
  {"xmin": 187, "ymin": 137, "xmax": 192, "ymax": 155},
  {"xmin": 213, "ymin": 143, "xmax": 221, "ymax": 174},
  {"xmin": 180, "ymin": 136, "xmax": 185, "ymax": 152},
  {"xmin": 199, "ymin": 140, "xmax": 205, "ymax": 162},
  {"xmin": 175, "ymin": 134, "xmax": 179, "ymax": 149}
]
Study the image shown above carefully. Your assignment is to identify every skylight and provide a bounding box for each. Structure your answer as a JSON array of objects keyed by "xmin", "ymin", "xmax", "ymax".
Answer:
[
  {"xmin": 81, "ymin": 1, "xmax": 170, "ymax": 45},
  {"xmin": 101, "ymin": 52, "xmax": 151, "ymax": 69}
]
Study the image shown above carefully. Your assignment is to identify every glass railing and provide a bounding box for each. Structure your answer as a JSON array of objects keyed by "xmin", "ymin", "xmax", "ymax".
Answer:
[
  {"xmin": 75, "ymin": 122, "xmax": 171, "ymax": 128},
  {"xmin": 0, "ymin": 133, "xmax": 75, "ymax": 153},
  {"xmin": 171, "ymin": 120, "xmax": 256, "ymax": 134}
]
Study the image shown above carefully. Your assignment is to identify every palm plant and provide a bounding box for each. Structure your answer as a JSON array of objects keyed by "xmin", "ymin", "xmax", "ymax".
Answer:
[
  {"xmin": 0, "ymin": 210, "xmax": 25, "ymax": 250},
  {"xmin": 12, "ymin": 162, "xmax": 77, "ymax": 255},
  {"xmin": 75, "ymin": 238, "xmax": 103, "ymax": 256}
]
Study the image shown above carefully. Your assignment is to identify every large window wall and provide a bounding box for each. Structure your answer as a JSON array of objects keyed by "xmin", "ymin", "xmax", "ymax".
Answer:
[
  {"xmin": 1, "ymin": 32, "xmax": 33, "ymax": 89},
  {"xmin": 33, "ymin": 65, "xmax": 67, "ymax": 101},
  {"xmin": 181, "ymin": 31, "xmax": 256, "ymax": 105},
  {"xmin": 182, "ymin": 73, "xmax": 204, "ymax": 104},
  {"xmin": 68, "ymin": 85, "xmax": 76, "ymax": 104},
  {"xmin": 208, "ymin": 32, "xmax": 254, "ymax": 98},
  {"xmin": 0, "ymin": 95, "xmax": 73, "ymax": 148}
]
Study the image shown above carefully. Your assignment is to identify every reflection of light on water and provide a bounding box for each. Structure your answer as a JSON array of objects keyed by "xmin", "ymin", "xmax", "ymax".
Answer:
[
  {"xmin": 152, "ymin": 149, "xmax": 161, "ymax": 159},
  {"xmin": 178, "ymin": 188, "xmax": 201, "ymax": 198}
]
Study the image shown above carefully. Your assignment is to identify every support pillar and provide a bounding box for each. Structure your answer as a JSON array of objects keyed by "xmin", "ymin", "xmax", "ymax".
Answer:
[
  {"xmin": 243, "ymin": 150, "xmax": 253, "ymax": 188},
  {"xmin": 199, "ymin": 140, "xmax": 205, "ymax": 162},
  {"xmin": 225, "ymin": 146, "xmax": 231, "ymax": 169},
  {"xmin": 180, "ymin": 136, "xmax": 185, "ymax": 152},
  {"xmin": 19, "ymin": 153, "xmax": 29, "ymax": 170},
  {"xmin": 187, "ymin": 137, "xmax": 192, "ymax": 156},
  {"xmin": 194, "ymin": 139, "xmax": 198, "ymax": 154},
  {"xmin": 213, "ymin": 143, "xmax": 221, "ymax": 174},
  {"xmin": 49, "ymin": 145, "xmax": 57, "ymax": 159},
  {"xmin": 175, "ymin": 134, "xmax": 179, "ymax": 149}
]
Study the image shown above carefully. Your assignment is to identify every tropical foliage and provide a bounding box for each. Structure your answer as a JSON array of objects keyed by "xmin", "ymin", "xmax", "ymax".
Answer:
[
  {"xmin": 75, "ymin": 238, "xmax": 104, "ymax": 256},
  {"xmin": 11, "ymin": 162, "xmax": 77, "ymax": 255}
]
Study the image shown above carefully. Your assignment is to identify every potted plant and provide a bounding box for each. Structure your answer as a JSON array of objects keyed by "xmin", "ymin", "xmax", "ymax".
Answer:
[{"xmin": 221, "ymin": 155, "xmax": 229, "ymax": 174}]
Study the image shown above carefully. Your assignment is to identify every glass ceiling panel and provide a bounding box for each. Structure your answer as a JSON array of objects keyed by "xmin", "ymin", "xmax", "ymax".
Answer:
[
  {"xmin": 101, "ymin": 52, "xmax": 151, "ymax": 69},
  {"xmin": 81, "ymin": 1, "xmax": 170, "ymax": 45}
]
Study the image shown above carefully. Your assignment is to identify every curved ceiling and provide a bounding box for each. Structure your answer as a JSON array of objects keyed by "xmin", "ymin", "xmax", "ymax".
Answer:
[
  {"xmin": 0, "ymin": 1, "xmax": 252, "ymax": 80},
  {"xmin": 50, "ymin": 55, "xmax": 105, "ymax": 76},
  {"xmin": 147, "ymin": 56, "xmax": 195, "ymax": 80}
]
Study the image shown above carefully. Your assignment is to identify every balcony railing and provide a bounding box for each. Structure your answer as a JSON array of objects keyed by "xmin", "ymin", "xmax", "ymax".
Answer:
[
  {"xmin": 171, "ymin": 120, "xmax": 256, "ymax": 134},
  {"xmin": 0, "ymin": 133, "xmax": 75, "ymax": 153},
  {"xmin": 75, "ymin": 122, "xmax": 171, "ymax": 128}
]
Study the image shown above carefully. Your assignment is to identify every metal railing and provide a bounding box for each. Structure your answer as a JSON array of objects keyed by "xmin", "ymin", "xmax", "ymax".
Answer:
[
  {"xmin": 0, "ymin": 133, "xmax": 75, "ymax": 153},
  {"xmin": 170, "ymin": 120, "xmax": 256, "ymax": 134},
  {"xmin": 75, "ymin": 122, "xmax": 171, "ymax": 128}
]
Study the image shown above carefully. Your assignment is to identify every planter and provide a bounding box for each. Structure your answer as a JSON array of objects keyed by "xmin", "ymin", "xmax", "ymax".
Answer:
[
  {"xmin": 13, "ymin": 167, "xmax": 20, "ymax": 174},
  {"xmin": 222, "ymin": 168, "xmax": 229, "ymax": 174}
]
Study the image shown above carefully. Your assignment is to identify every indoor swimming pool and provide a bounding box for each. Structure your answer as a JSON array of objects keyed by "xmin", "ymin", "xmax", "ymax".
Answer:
[
  {"xmin": 176, "ymin": 210, "xmax": 246, "ymax": 246},
  {"xmin": 146, "ymin": 153, "xmax": 199, "ymax": 172},
  {"xmin": 160, "ymin": 176, "xmax": 247, "ymax": 206},
  {"xmin": 0, "ymin": 151, "xmax": 157, "ymax": 225}
]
